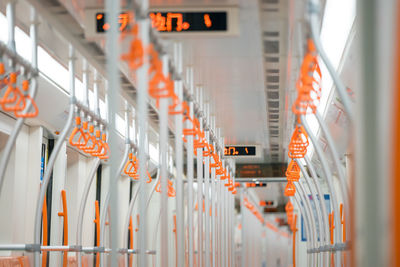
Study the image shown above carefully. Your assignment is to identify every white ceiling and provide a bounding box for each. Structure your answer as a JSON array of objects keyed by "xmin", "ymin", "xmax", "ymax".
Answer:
[{"xmin": 175, "ymin": 0, "xmax": 268, "ymax": 148}]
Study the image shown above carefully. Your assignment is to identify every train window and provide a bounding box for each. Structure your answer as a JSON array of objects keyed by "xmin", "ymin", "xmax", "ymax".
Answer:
[
  {"xmin": 99, "ymin": 99, "xmax": 106, "ymax": 120},
  {"xmin": 116, "ymin": 114, "xmax": 125, "ymax": 136},
  {"xmin": 0, "ymin": 13, "xmax": 6, "ymax": 42},
  {"xmin": 75, "ymin": 78, "xmax": 85, "ymax": 103},
  {"xmin": 38, "ymin": 47, "xmax": 69, "ymax": 89},
  {"xmin": 0, "ymin": 12, "xmax": 87, "ymax": 101},
  {"xmin": 149, "ymin": 143, "xmax": 159, "ymax": 164}
]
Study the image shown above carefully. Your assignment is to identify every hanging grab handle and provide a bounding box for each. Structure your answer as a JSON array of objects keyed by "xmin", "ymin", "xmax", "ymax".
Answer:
[
  {"xmin": 69, "ymin": 117, "xmax": 88, "ymax": 147},
  {"xmin": 0, "ymin": 73, "xmax": 19, "ymax": 105},
  {"xmin": 14, "ymin": 80, "xmax": 39, "ymax": 118},
  {"xmin": 1, "ymin": 73, "xmax": 25, "ymax": 112}
]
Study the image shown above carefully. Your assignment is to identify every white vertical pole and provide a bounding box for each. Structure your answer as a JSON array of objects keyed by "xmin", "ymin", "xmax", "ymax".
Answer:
[
  {"xmin": 217, "ymin": 170, "xmax": 222, "ymax": 267},
  {"xmin": 160, "ymin": 54, "xmax": 170, "ymax": 266},
  {"xmin": 221, "ymin": 159, "xmax": 225, "ymax": 267},
  {"xmin": 174, "ymin": 43, "xmax": 185, "ymax": 267},
  {"xmin": 231, "ymin": 163, "xmax": 236, "ymax": 267},
  {"xmin": 137, "ymin": 3, "xmax": 149, "ymax": 265},
  {"xmin": 204, "ymin": 107, "xmax": 210, "ymax": 267},
  {"xmin": 210, "ymin": 116, "xmax": 216, "ymax": 267},
  {"xmin": 197, "ymin": 87, "xmax": 204, "ymax": 267},
  {"xmin": 211, "ymin": 145, "xmax": 216, "ymax": 267},
  {"xmin": 230, "ymin": 175, "xmax": 233, "ymax": 267},
  {"xmin": 105, "ymin": 0, "xmax": 121, "ymax": 264},
  {"xmin": 217, "ymin": 131, "xmax": 222, "ymax": 267},
  {"xmin": 240, "ymin": 190, "xmax": 245, "ymax": 267},
  {"xmin": 226, "ymin": 183, "xmax": 230, "ymax": 267},
  {"xmin": 6, "ymin": 0, "xmax": 16, "ymax": 53},
  {"xmin": 230, "ymin": 191, "xmax": 233, "ymax": 267},
  {"xmin": 224, "ymin": 172, "xmax": 228, "ymax": 267},
  {"xmin": 186, "ymin": 68, "xmax": 195, "ymax": 267}
]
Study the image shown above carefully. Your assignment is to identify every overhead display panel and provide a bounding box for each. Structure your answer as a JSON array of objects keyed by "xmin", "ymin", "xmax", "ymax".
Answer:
[
  {"xmin": 84, "ymin": 7, "xmax": 238, "ymax": 39},
  {"xmin": 223, "ymin": 145, "xmax": 262, "ymax": 160},
  {"xmin": 235, "ymin": 163, "xmax": 287, "ymax": 178},
  {"xmin": 224, "ymin": 146, "xmax": 256, "ymax": 156},
  {"xmin": 149, "ymin": 11, "xmax": 227, "ymax": 32}
]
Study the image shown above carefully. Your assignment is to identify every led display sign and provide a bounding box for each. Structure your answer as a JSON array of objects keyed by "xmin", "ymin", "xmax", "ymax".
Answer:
[
  {"xmin": 224, "ymin": 146, "xmax": 256, "ymax": 156},
  {"xmin": 149, "ymin": 12, "xmax": 227, "ymax": 32},
  {"xmin": 95, "ymin": 11, "xmax": 227, "ymax": 33}
]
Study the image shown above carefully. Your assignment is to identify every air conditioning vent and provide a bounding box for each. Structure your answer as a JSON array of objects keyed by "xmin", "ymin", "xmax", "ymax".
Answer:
[
  {"xmin": 267, "ymin": 84, "xmax": 279, "ymax": 90},
  {"xmin": 267, "ymin": 91, "xmax": 279, "ymax": 99},
  {"xmin": 267, "ymin": 75, "xmax": 279, "ymax": 83},
  {"xmin": 263, "ymin": 8, "xmax": 279, "ymax": 12},
  {"xmin": 259, "ymin": 1, "xmax": 286, "ymax": 163},
  {"xmin": 265, "ymin": 57, "xmax": 279, "ymax": 62},
  {"xmin": 269, "ymin": 114, "xmax": 279, "ymax": 120},
  {"xmin": 264, "ymin": 41, "xmax": 279, "ymax": 54},
  {"xmin": 263, "ymin": 31, "xmax": 279, "ymax": 37},
  {"xmin": 267, "ymin": 69, "xmax": 280, "ymax": 74},
  {"xmin": 268, "ymin": 101, "xmax": 279, "ymax": 108}
]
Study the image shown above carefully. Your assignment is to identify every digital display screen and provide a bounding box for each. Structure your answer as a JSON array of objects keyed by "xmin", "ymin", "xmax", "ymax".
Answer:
[
  {"xmin": 149, "ymin": 12, "xmax": 227, "ymax": 32},
  {"xmin": 95, "ymin": 11, "xmax": 227, "ymax": 33},
  {"xmin": 224, "ymin": 146, "xmax": 256, "ymax": 156}
]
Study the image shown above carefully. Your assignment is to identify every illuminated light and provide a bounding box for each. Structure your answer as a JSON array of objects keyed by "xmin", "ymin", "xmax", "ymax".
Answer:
[
  {"xmin": 149, "ymin": 12, "xmax": 167, "ymax": 31},
  {"xmin": 103, "ymin": 23, "xmax": 110, "ymax": 31},
  {"xmin": 96, "ymin": 14, "xmax": 103, "ymax": 20},
  {"xmin": 182, "ymin": 22, "xmax": 190, "ymax": 30},
  {"xmin": 166, "ymin": 13, "xmax": 182, "ymax": 31},
  {"xmin": 204, "ymin": 14, "xmax": 212, "ymax": 28},
  {"xmin": 149, "ymin": 12, "xmax": 191, "ymax": 32},
  {"xmin": 167, "ymin": 13, "xmax": 191, "ymax": 32},
  {"xmin": 118, "ymin": 13, "xmax": 130, "ymax": 32}
]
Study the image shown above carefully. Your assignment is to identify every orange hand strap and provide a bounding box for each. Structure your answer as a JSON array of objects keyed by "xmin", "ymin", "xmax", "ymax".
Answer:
[
  {"xmin": 284, "ymin": 182, "xmax": 296, "ymax": 196},
  {"xmin": 14, "ymin": 80, "xmax": 39, "ymax": 118},
  {"xmin": 57, "ymin": 190, "xmax": 69, "ymax": 267},
  {"xmin": 69, "ymin": 117, "xmax": 89, "ymax": 147}
]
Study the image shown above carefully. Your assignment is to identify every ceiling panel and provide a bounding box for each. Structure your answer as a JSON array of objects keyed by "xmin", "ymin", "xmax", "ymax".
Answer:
[{"xmin": 174, "ymin": 0, "xmax": 269, "ymax": 155}]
